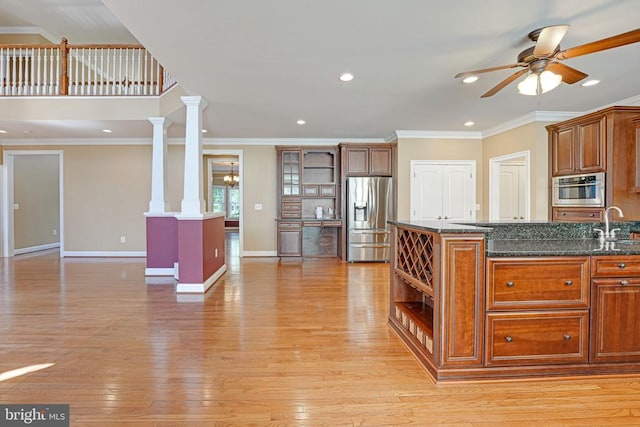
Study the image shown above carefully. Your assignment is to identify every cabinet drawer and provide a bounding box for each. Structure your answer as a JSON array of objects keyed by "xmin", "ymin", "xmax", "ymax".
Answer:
[
  {"xmin": 486, "ymin": 311, "xmax": 588, "ymax": 366},
  {"xmin": 487, "ymin": 257, "xmax": 590, "ymax": 310},
  {"xmin": 281, "ymin": 202, "xmax": 301, "ymax": 211},
  {"xmin": 277, "ymin": 221, "xmax": 302, "ymax": 230},
  {"xmin": 303, "ymin": 185, "xmax": 319, "ymax": 196},
  {"xmin": 592, "ymin": 255, "xmax": 640, "ymax": 277},
  {"xmin": 552, "ymin": 207, "xmax": 603, "ymax": 222},
  {"xmin": 319, "ymin": 185, "xmax": 336, "ymax": 197}
]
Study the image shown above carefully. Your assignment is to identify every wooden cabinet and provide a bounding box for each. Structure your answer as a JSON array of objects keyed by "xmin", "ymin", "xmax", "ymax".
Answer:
[
  {"xmin": 276, "ymin": 146, "xmax": 341, "ymax": 257},
  {"xmin": 341, "ymin": 144, "xmax": 393, "ymax": 176},
  {"xmin": 547, "ymin": 106, "xmax": 640, "ymax": 221},
  {"xmin": 550, "ymin": 116, "xmax": 606, "ymax": 176},
  {"xmin": 591, "ymin": 255, "xmax": 640, "ymax": 363},
  {"xmin": 485, "ymin": 257, "xmax": 590, "ymax": 367},
  {"xmin": 277, "ymin": 222, "xmax": 302, "ymax": 257}
]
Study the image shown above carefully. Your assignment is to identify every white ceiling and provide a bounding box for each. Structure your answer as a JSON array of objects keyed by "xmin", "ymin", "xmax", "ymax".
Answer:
[{"xmin": 1, "ymin": 0, "xmax": 639, "ymax": 140}]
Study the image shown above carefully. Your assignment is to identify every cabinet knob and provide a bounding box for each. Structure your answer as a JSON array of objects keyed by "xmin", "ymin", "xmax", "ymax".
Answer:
[
  {"xmin": 562, "ymin": 212, "xmax": 567, "ymax": 216},
  {"xmin": 618, "ymin": 263, "xmax": 627, "ymax": 269},
  {"xmin": 437, "ymin": 216, "xmax": 442, "ymax": 220},
  {"xmin": 621, "ymin": 280, "xmax": 630, "ymax": 287},
  {"xmin": 505, "ymin": 336, "xmax": 513, "ymax": 343},
  {"xmin": 590, "ymin": 213, "xmax": 595, "ymax": 217},
  {"xmin": 506, "ymin": 281, "xmax": 515, "ymax": 287},
  {"xmin": 563, "ymin": 334, "xmax": 571, "ymax": 341},
  {"xmin": 564, "ymin": 280, "xmax": 573, "ymax": 286},
  {"xmin": 513, "ymin": 216, "xmax": 517, "ymax": 220}
]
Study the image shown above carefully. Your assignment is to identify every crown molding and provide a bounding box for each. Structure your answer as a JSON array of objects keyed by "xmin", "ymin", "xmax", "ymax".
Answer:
[
  {"xmin": 394, "ymin": 130, "xmax": 482, "ymax": 140},
  {"xmin": 481, "ymin": 111, "xmax": 581, "ymax": 138},
  {"xmin": 197, "ymin": 137, "xmax": 385, "ymax": 146},
  {"xmin": 0, "ymin": 138, "xmax": 151, "ymax": 146}
]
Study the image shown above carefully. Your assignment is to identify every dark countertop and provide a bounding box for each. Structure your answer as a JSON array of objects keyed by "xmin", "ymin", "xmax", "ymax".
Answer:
[{"xmin": 488, "ymin": 239, "xmax": 640, "ymax": 257}]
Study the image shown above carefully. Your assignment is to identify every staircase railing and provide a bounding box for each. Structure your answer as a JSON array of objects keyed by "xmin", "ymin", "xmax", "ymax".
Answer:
[{"xmin": 0, "ymin": 38, "xmax": 175, "ymax": 96}]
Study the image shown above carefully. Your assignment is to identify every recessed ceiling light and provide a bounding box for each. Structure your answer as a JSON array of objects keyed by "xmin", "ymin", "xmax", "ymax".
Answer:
[
  {"xmin": 339, "ymin": 73, "xmax": 354, "ymax": 82},
  {"xmin": 202, "ymin": 129, "xmax": 208, "ymax": 133},
  {"xmin": 464, "ymin": 121, "xmax": 475, "ymax": 127},
  {"xmin": 582, "ymin": 79, "xmax": 600, "ymax": 87},
  {"xmin": 462, "ymin": 76, "xmax": 478, "ymax": 84},
  {"xmin": 0, "ymin": 130, "xmax": 7, "ymax": 134},
  {"xmin": 23, "ymin": 130, "xmax": 32, "ymax": 134},
  {"xmin": 102, "ymin": 129, "xmax": 112, "ymax": 133},
  {"xmin": 297, "ymin": 119, "xmax": 306, "ymax": 125}
]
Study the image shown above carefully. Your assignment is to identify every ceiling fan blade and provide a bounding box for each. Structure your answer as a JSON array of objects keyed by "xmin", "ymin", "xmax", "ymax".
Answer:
[
  {"xmin": 533, "ymin": 25, "xmax": 569, "ymax": 57},
  {"xmin": 481, "ymin": 69, "xmax": 528, "ymax": 98},
  {"xmin": 455, "ymin": 63, "xmax": 522, "ymax": 79},
  {"xmin": 556, "ymin": 28, "xmax": 640, "ymax": 60},
  {"xmin": 546, "ymin": 62, "xmax": 588, "ymax": 84}
]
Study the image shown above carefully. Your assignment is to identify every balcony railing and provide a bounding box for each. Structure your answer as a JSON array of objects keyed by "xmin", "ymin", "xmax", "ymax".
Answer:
[{"xmin": 0, "ymin": 38, "xmax": 175, "ymax": 96}]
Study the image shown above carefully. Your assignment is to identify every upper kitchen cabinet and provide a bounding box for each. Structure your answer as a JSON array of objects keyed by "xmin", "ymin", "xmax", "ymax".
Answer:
[
  {"xmin": 340, "ymin": 143, "xmax": 393, "ymax": 176},
  {"xmin": 549, "ymin": 116, "xmax": 606, "ymax": 176}
]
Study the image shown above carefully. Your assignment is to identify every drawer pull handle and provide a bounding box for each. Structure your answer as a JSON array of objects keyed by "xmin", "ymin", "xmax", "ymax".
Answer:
[
  {"xmin": 619, "ymin": 263, "xmax": 627, "ymax": 269},
  {"xmin": 505, "ymin": 336, "xmax": 513, "ymax": 343},
  {"xmin": 506, "ymin": 281, "xmax": 515, "ymax": 287},
  {"xmin": 621, "ymin": 280, "xmax": 630, "ymax": 287},
  {"xmin": 564, "ymin": 280, "xmax": 573, "ymax": 286},
  {"xmin": 563, "ymin": 334, "xmax": 571, "ymax": 341}
]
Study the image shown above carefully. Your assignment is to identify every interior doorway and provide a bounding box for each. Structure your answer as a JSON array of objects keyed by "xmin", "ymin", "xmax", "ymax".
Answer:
[
  {"xmin": 489, "ymin": 150, "xmax": 531, "ymax": 221},
  {"xmin": 203, "ymin": 149, "xmax": 243, "ymax": 258},
  {"xmin": 1, "ymin": 150, "xmax": 64, "ymax": 257}
]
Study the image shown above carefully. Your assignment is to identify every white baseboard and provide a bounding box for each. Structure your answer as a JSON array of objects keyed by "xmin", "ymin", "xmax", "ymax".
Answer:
[
  {"xmin": 145, "ymin": 267, "xmax": 175, "ymax": 276},
  {"xmin": 14, "ymin": 242, "xmax": 60, "ymax": 255},
  {"xmin": 242, "ymin": 250, "xmax": 277, "ymax": 257},
  {"xmin": 176, "ymin": 264, "xmax": 227, "ymax": 293},
  {"xmin": 62, "ymin": 251, "xmax": 146, "ymax": 257}
]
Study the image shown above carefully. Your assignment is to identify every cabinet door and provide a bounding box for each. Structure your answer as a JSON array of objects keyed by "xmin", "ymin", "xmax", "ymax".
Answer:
[
  {"xmin": 591, "ymin": 279, "xmax": 640, "ymax": 362},
  {"xmin": 369, "ymin": 148, "xmax": 392, "ymax": 176},
  {"xmin": 577, "ymin": 116, "xmax": 606, "ymax": 173},
  {"xmin": 551, "ymin": 126, "xmax": 576, "ymax": 176},
  {"xmin": 281, "ymin": 150, "xmax": 301, "ymax": 195},
  {"xmin": 278, "ymin": 223, "xmax": 302, "ymax": 256},
  {"xmin": 345, "ymin": 148, "xmax": 369, "ymax": 175}
]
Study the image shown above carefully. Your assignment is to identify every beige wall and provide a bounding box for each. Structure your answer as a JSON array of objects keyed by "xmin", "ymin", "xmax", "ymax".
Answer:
[
  {"xmin": 0, "ymin": 34, "xmax": 52, "ymax": 44},
  {"xmin": 482, "ymin": 122, "xmax": 552, "ymax": 220},
  {"xmin": 396, "ymin": 138, "xmax": 484, "ymax": 220},
  {"xmin": 13, "ymin": 154, "xmax": 60, "ymax": 249}
]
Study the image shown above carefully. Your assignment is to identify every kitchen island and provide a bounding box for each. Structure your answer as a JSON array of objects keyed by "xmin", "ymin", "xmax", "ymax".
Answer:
[{"xmin": 389, "ymin": 219, "xmax": 640, "ymax": 382}]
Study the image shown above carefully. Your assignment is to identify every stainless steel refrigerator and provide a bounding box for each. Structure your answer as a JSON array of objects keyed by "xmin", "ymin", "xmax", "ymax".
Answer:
[{"xmin": 346, "ymin": 176, "xmax": 394, "ymax": 262}]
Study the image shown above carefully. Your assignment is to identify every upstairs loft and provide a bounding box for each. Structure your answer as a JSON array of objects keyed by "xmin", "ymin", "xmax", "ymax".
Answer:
[{"xmin": 0, "ymin": 38, "xmax": 175, "ymax": 97}]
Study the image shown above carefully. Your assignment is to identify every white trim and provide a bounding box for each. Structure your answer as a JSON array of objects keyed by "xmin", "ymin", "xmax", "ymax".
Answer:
[
  {"xmin": 14, "ymin": 242, "xmax": 60, "ymax": 255},
  {"xmin": 202, "ymin": 137, "xmax": 385, "ymax": 146},
  {"xmin": 488, "ymin": 150, "xmax": 531, "ymax": 221},
  {"xmin": 1, "ymin": 150, "xmax": 64, "ymax": 258},
  {"xmin": 0, "ymin": 138, "xmax": 152, "ymax": 146},
  {"xmin": 144, "ymin": 211, "xmax": 179, "ymax": 217},
  {"xmin": 203, "ymin": 148, "xmax": 244, "ymax": 257},
  {"xmin": 62, "ymin": 251, "xmax": 146, "ymax": 257},
  {"xmin": 395, "ymin": 130, "xmax": 482, "ymax": 140},
  {"xmin": 585, "ymin": 94, "xmax": 640, "ymax": 112},
  {"xmin": 175, "ymin": 211, "xmax": 224, "ymax": 220},
  {"xmin": 176, "ymin": 264, "xmax": 227, "ymax": 293},
  {"xmin": 145, "ymin": 267, "xmax": 176, "ymax": 276},
  {"xmin": 242, "ymin": 250, "xmax": 277, "ymax": 257}
]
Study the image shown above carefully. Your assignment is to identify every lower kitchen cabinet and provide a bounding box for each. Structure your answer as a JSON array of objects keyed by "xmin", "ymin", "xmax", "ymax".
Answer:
[
  {"xmin": 590, "ymin": 255, "xmax": 640, "ymax": 362},
  {"xmin": 277, "ymin": 222, "xmax": 302, "ymax": 257}
]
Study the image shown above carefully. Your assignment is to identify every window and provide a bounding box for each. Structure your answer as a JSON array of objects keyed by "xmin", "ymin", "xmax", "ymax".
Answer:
[
  {"xmin": 211, "ymin": 185, "xmax": 226, "ymax": 214},
  {"xmin": 228, "ymin": 187, "xmax": 240, "ymax": 219}
]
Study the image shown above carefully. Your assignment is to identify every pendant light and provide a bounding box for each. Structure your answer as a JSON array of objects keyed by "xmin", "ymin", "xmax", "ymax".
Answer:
[{"xmin": 223, "ymin": 162, "xmax": 240, "ymax": 187}]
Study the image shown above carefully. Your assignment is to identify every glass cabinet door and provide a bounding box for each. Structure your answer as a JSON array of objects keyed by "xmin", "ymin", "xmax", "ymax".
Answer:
[{"xmin": 282, "ymin": 151, "xmax": 301, "ymax": 196}]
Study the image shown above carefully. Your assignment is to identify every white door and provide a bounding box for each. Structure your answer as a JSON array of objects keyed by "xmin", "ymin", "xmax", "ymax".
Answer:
[
  {"xmin": 411, "ymin": 162, "xmax": 475, "ymax": 221},
  {"xmin": 498, "ymin": 164, "xmax": 526, "ymax": 220},
  {"xmin": 412, "ymin": 164, "xmax": 444, "ymax": 220}
]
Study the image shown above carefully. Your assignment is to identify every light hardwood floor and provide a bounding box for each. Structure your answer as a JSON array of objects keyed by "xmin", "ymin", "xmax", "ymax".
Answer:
[{"xmin": 2, "ymin": 233, "xmax": 640, "ymax": 426}]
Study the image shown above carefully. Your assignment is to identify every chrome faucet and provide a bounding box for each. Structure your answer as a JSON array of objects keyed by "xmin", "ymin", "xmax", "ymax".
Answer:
[{"xmin": 594, "ymin": 206, "xmax": 624, "ymax": 241}]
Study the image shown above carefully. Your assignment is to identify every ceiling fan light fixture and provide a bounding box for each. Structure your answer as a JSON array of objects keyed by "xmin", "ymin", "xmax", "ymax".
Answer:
[{"xmin": 517, "ymin": 70, "xmax": 561, "ymax": 96}]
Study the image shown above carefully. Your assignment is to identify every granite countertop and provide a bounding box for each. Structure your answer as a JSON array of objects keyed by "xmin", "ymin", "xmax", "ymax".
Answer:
[
  {"xmin": 388, "ymin": 219, "xmax": 493, "ymax": 233},
  {"xmin": 488, "ymin": 239, "xmax": 640, "ymax": 256}
]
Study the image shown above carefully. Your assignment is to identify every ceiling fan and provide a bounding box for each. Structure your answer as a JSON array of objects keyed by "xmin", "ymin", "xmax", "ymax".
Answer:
[{"xmin": 455, "ymin": 26, "xmax": 640, "ymax": 98}]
